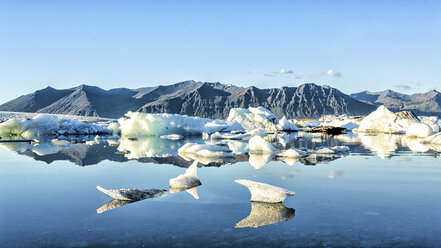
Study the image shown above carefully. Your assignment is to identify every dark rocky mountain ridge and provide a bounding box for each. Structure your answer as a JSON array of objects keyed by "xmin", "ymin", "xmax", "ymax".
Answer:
[
  {"xmin": 350, "ymin": 89, "xmax": 441, "ymax": 117},
  {"xmin": 1, "ymin": 81, "xmax": 382, "ymax": 119}
]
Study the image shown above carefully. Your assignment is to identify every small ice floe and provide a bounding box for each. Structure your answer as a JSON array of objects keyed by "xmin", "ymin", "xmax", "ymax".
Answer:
[
  {"xmin": 169, "ymin": 186, "xmax": 200, "ymax": 199},
  {"xmin": 169, "ymin": 160, "xmax": 202, "ymax": 190},
  {"xmin": 248, "ymin": 136, "xmax": 278, "ymax": 154},
  {"xmin": 235, "ymin": 202, "xmax": 295, "ymax": 228},
  {"xmin": 178, "ymin": 142, "xmax": 234, "ymax": 158},
  {"xmin": 235, "ymin": 179, "xmax": 295, "ymax": 203},
  {"xmin": 96, "ymin": 186, "xmax": 167, "ymax": 201},
  {"xmin": 405, "ymin": 123, "xmax": 433, "ymax": 138},
  {"xmin": 421, "ymin": 132, "xmax": 441, "ymax": 145},
  {"xmin": 160, "ymin": 134, "xmax": 184, "ymax": 140}
]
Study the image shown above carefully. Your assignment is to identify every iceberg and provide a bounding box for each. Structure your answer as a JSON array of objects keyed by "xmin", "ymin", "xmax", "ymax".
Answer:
[
  {"xmin": 357, "ymin": 106, "xmax": 418, "ymax": 134},
  {"xmin": 96, "ymin": 186, "xmax": 167, "ymax": 201},
  {"xmin": 235, "ymin": 202, "xmax": 295, "ymax": 228},
  {"xmin": 118, "ymin": 136, "xmax": 185, "ymax": 159},
  {"xmin": 235, "ymin": 179, "xmax": 295, "ymax": 203},
  {"xmin": 169, "ymin": 160, "xmax": 202, "ymax": 189},
  {"xmin": 118, "ymin": 111, "xmax": 228, "ymax": 137},
  {"xmin": 249, "ymin": 136, "xmax": 278, "ymax": 154},
  {"xmin": 227, "ymin": 107, "xmax": 298, "ymax": 132},
  {"xmin": 0, "ymin": 114, "xmax": 111, "ymax": 139}
]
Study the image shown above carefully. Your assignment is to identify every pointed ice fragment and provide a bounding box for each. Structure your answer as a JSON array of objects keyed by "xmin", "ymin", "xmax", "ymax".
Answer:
[
  {"xmin": 169, "ymin": 160, "xmax": 202, "ymax": 189},
  {"xmin": 235, "ymin": 179, "xmax": 295, "ymax": 203}
]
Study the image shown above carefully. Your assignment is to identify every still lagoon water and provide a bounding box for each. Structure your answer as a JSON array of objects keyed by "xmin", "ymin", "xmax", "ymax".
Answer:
[{"xmin": 1, "ymin": 132, "xmax": 441, "ymax": 247}]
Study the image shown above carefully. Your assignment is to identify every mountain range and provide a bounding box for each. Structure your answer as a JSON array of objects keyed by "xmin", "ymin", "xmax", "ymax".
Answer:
[
  {"xmin": 350, "ymin": 89, "xmax": 441, "ymax": 116},
  {"xmin": 1, "ymin": 81, "xmax": 440, "ymax": 119}
]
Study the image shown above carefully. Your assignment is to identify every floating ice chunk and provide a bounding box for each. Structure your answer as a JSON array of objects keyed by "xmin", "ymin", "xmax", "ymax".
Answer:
[
  {"xmin": 96, "ymin": 185, "xmax": 167, "ymax": 201},
  {"xmin": 160, "ymin": 134, "xmax": 184, "ymax": 140},
  {"xmin": 235, "ymin": 202, "xmax": 295, "ymax": 228},
  {"xmin": 249, "ymin": 153, "xmax": 274, "ymax": 169},
  {"xmin": 118, "ymin": 111, "xmax": 226, "ymax": 137},
  {"xmin": 276, "ymin": 117, "xmax": 299, "ymax": 131},
  {"xmin": 278, "ymin": 148, "xmax": 307, "ymax": 158},
  {"xmin": 169, "ymin": 160, "xmax": 202, "ymax": 189},
  {"xmin": 357, "ymin": 106, "xmax": 418, "ymax": 134},
  {"xmin": 235, "ymin": 179, "xmax": 295, "ymax": 203},
  {"xmin": 227, "ymin": 107, "xmax": 278, "ymax": 132},
  {"xmin": 421, "ymin": 132, "xmax": 441, "ymax": 145},
  {"xmin": 178, "ymin": 142, "xmax": 234, "ymax": 157},
  {"xmin": 249, "ymin": 136, "xmax": 278, "ymax": 154},
  {"xmin": 405, "ymin": 123, "xmax": 433, "ymax": 138}
]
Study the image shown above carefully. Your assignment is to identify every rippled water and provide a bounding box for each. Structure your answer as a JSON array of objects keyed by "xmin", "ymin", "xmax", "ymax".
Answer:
[{"xmin": 1, "ymin": 132, "xmax": 441, "ymax": 247}]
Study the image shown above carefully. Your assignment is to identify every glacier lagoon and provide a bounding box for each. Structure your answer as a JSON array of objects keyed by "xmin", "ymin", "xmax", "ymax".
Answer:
[{"xmin": 1, "ymin": 132, "xmax": 441, "ymax": 247}]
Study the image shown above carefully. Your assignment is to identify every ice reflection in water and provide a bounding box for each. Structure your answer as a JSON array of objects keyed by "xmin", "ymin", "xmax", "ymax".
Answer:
[
  {"xmin": 1, "ymin": 132, "xmax": 440, "ymax": 167},
  {"xmin": 235, "ymin": 202, "xmax": 295, "ymax": 228}
]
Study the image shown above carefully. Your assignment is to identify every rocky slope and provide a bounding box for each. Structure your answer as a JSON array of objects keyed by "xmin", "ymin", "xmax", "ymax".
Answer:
[{"xmin": 0, "ymin": 81, "xmax": 377, "ymax": 119}]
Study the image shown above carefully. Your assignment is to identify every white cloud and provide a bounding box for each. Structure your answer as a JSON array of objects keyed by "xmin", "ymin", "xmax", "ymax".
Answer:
[
  {"xmin": 276, "ymin": 68, "xmax": 293, "ymax": 74},
  {"xmin": 326, "ymin": 69, "xmax": 342, "ymax": 77}
]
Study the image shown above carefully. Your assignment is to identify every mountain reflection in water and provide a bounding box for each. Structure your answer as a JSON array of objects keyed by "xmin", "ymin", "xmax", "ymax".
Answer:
[{"xmin": 1, "ymin": 132, "xmax": 440, "ymax": 168}]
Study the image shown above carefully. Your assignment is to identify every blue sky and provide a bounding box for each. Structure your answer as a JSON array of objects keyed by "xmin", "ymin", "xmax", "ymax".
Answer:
[{"xmin": 0, "ymin": 0, "xmax": 440, "ymax": 103}]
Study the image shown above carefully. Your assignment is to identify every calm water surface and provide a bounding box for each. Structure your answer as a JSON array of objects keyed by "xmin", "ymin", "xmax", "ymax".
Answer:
[{"xmin": 1, "ymin": 132, "xmax": 441, "ymax": 247}]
